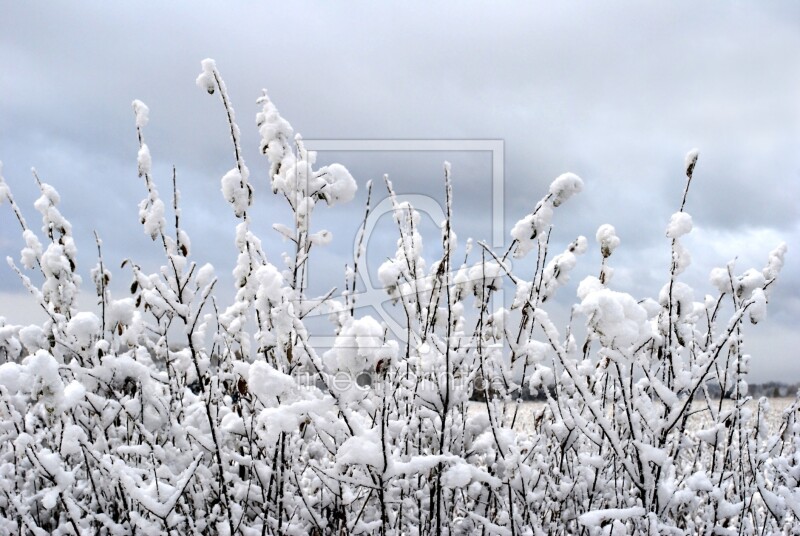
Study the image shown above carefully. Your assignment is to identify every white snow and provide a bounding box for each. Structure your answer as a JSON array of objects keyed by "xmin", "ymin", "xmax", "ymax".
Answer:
[
  {"xmin": 736, "ymin": 268, "xmax": 766, "ymax": 299},
  {"xmin": 108, "ymin": 298, "xmax": 136, "ymax": 327},
  {"xmin": 62, "ymin": 380, "xmax": 86, "ymax": 410},
  {"xmin": 596, "ymin": 224, "xmax": 620, "ymax": 258},
  {"xmin": 666, "ymin": 211, "xmax": 693, "ymax": 239},
  {"xmin": 659, "ymin": 281, "xmax": 694, "ymax": 319},
  {"xmin": 748, "ymin": 288, "xmax": 767, "ymax": 324},
  {"xmin": 323, "ymin": 315, "xmax": 396, "ymax": 376},
  {"xmin": 248, "ymin": 361, "xmax": 296, "ymax": 401},
  {"xmin": 137, "ymin": 144, "xmax": 152, "ymax": 176},
  {"xmin": 317, "ymin": 163, "xmax": 357, "ymax": 206},
  {"xmin": 20, "ymin": 229, "xmax": 42, "ymax": 269},
  {"xmin": 578, "ymin": 507, "xmax": 646, "ymax": 528},
  {"xmin": 220, "ymin": 167, "xmax": 251, "ymax": 218},
  {"xmin": 0, "ymin": 362, "xmax": 23, "ymax": 393},
  {"xmin": 308, "ymin": 229, "xmax": 332, "ymax": 246},
  {"xmin": 578, "ymin": 288, "xmax": 651, "ymax": 347},
  {"xmin": 336, "ymin": 427, "xmax": 384, "ymax": 469},
  {"xmin": 510, "ymin": 204, "xmax": 554, "ymax": 258},
  {"xmin": 132, "ymin": 99, "xmax": 149, "ymax": 128},
  {"xmin": 255, "ymin": 263, "xmax": 284, "ymax": 304},
  {"xmin": 195, "ymin": 58, "xmax": 216, "ymax": 94},
  {"xmin": 140, "ymin": 197, "xmax": 165, "ymax": 240},
  {"xmin": 577, "ymin": 276, "xmax": 604, "ymax": 301},
  {"xmin": 549, "ymin": 172, "xmax": 584, "ymax": 207},
  {"xmin": 710, "ymin": 266, "xmax": 734, "ymax": 294},
  {"xmin": 66, "ymin": 311, "xmax": 101, "ymax": 349},
  {"xmin": 762, "ymin": 242, "xmax": 787, "ymax": 280},
  {"xmin": 671, "ymin": 239, "xmax": 691, "ymax": 275},
  {"xmin": 195, "ymin": 263, "xmax": 215, "ymax": 288}
]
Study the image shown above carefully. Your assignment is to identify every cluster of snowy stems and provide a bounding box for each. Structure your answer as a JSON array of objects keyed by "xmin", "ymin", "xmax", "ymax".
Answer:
[{"xmin": 0, "ymin": 60, "xmax": 796, "ymax": 535}]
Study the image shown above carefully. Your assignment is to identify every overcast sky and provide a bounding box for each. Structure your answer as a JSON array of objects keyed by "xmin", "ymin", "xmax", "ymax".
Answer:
[{"xmin": 1, "ymin": 2, "xmax": 798, "ymax": 382}]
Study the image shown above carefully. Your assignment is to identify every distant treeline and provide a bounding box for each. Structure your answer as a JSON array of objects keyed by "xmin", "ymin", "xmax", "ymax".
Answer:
[{"xmin": 472, "ymin": 381, "xmax": 800, "ymax": 402}]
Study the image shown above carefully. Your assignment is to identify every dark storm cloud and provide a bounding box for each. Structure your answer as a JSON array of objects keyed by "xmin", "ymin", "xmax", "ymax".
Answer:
[{"xmin": 1, "ymin": 1, "xmax": 798, "ymax": 380}]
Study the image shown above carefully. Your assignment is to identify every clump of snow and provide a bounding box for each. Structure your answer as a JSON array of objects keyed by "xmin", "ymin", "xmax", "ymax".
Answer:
[
  {"xmin": 308, "ymin": 229, "xmax": 332, "ymax": 246},
  {"xmin": 0, "ymin": 362, "xmax": 23, "ymax": 393},
  {"xmin": 66, "ymin": 312, "xmax": 101, "ymax": 350},
  {"xmin": 762, "ymin": 242, "xmax": 787, "ymax": 280},
  {"xmin": 710, "ymin": 266, "xmax": 734, "ymax": 294},
  {"xmin": 442, "ymin": 463, "xmax": 473, "ymax": 488},
  {"xmin": 256, "ymin": 90, "xmax": 295, "ymax": 188},
  {"xmin": 137, "ymin": 144, "xmax": 152, "ymax": 176},
  {"xmin": 685, "ymin": 470, "xmax": 713, "ymax": 492},
  {"xmin": 62, "ymin": 380, "xmax": 86, "ymax": 410},
  {"xmin": 196, "ymin": 263, "xmax": 215, "ymax": 288},
  {"xmin": 596, "ymin": 224, "xmax": 620, "ymax": 258},
  {"xmin": 578, "ymin": 507, "xmax": 646, "ymax": 528},
  {"xmin": 221, "ymin": 167, "xmax": 252, "ymax": 218},
  {"xmin": 736, "ymin": 268, "xmax": 766, "ymax": 299},
  {"xmin": 571, "ymin": 235, "xmax": 588, "ymax": 254},
  {"xmin": 256, "ymin": 399, "xmax": 331, "ymax": 445},
  {"xmin": 639, "ymin": 297, "xmax": 661, "ymax": 318},
  {"xmin": 108, "ymin": 298, "xmax": 136, "ymax": 327},
  {"xmin": 324, "ymin": 316, "xmax": 397, "ymax": 377},
  {"xmin": 254, "ymin": 263, "xmax": 284, "ymax": 305},
  {"xmin": 139, "ymin": 196, "xmax": 165, "ymax": 240},
  {"xmin": 248, "ymin": 361, "xmax": 296, "ymax": 402},
  {"xmin": 337, "ymin": 427, "xmax": 384, "ymax": 469},
  {"xmin": 132, "ymin": 99, "xmax": 149, "ymax": 128},
  {"xmin": 317, "ymin": 164, "xmax": 357, "ymax": 206},
  {"xmin": 20, "ymin": 229, "xmax": 42, "ymax": 269},
  {"xmin": 748, "ymin": 288, "xmax": 767, "ymax": 324},
  {"xmin": 518, "ymin": 340, "xmax": 550, "ymax": 365},
  {"xmin": 28, "ymin": 350, "xmax": 65, "ymax": 411},
  {"xmin": 34, "ymin": 182, "xmax": 61, "ymax": 208},
  {"xmin": 659, "ymin": 281, "xmax": 694, "ymax": 319},
  {"xmin": 577, "ymin": 276, "xmax": 604, "ymax": 301},
  {"xmin": 18, "ymin": 324, "xmax": 46, "ymax": 352},
  {"xmin": 549, "ymin": 172, "xmax": 584, "ymax": 207},
  {"xmin": 528, "ymin": 365, "xmax": 556, "ymax": 394},
  {"xmin": 671, "ymin": 239, "xmax": 691, "ymax": 275},
  {"xmin": 467, "ymin": 261, "xmax": 503, "ymax": 297},
  {"xmin": 377, "ymin": 258, "xmax": 403, "ymax": 297},
  {"xmin": 510, "ymin": 204, "xmax": 554, "ymax": 258},
  {"xmin": 60, "ymin": 424, "xmax": 86, "ymax": 456},
  {"xmin": 540, "ymin": 236, "xmax": 588, "ymax": 301},
  {"xmin": 666, "ymin": 211, "xmax": 693, "ymax": 239},
  {"xmin": 578, "ymin": 288, "xmax": 651, "ymax": 348},
  {"xmin": 195, "ymin": 58, "xmax": 216, "ymax": 94},
  {"xmin": 634, "ymin": 440, "xmax": 668, "ymax": 466},
  {"xmin": 509, "ymin": 172, "xmax": 583, "ymax": 258},
  {"xmin": 510, "ymin": 279, "xmax": 532, "ymax": 309},
  {"xmin": 40, "ymin": 244, "xmax": 68, "ymax": 277}
]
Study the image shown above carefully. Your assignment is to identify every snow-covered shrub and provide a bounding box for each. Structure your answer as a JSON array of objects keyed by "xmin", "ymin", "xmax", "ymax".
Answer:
[{"xmin": 0, "ymin": 60, "xmax": 794, "ymax": 535}]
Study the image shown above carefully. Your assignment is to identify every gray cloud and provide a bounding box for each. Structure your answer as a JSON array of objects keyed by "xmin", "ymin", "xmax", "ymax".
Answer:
[{"xmin": 1, "ymin": 1, "xmax": 797, "ymax": 381}]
